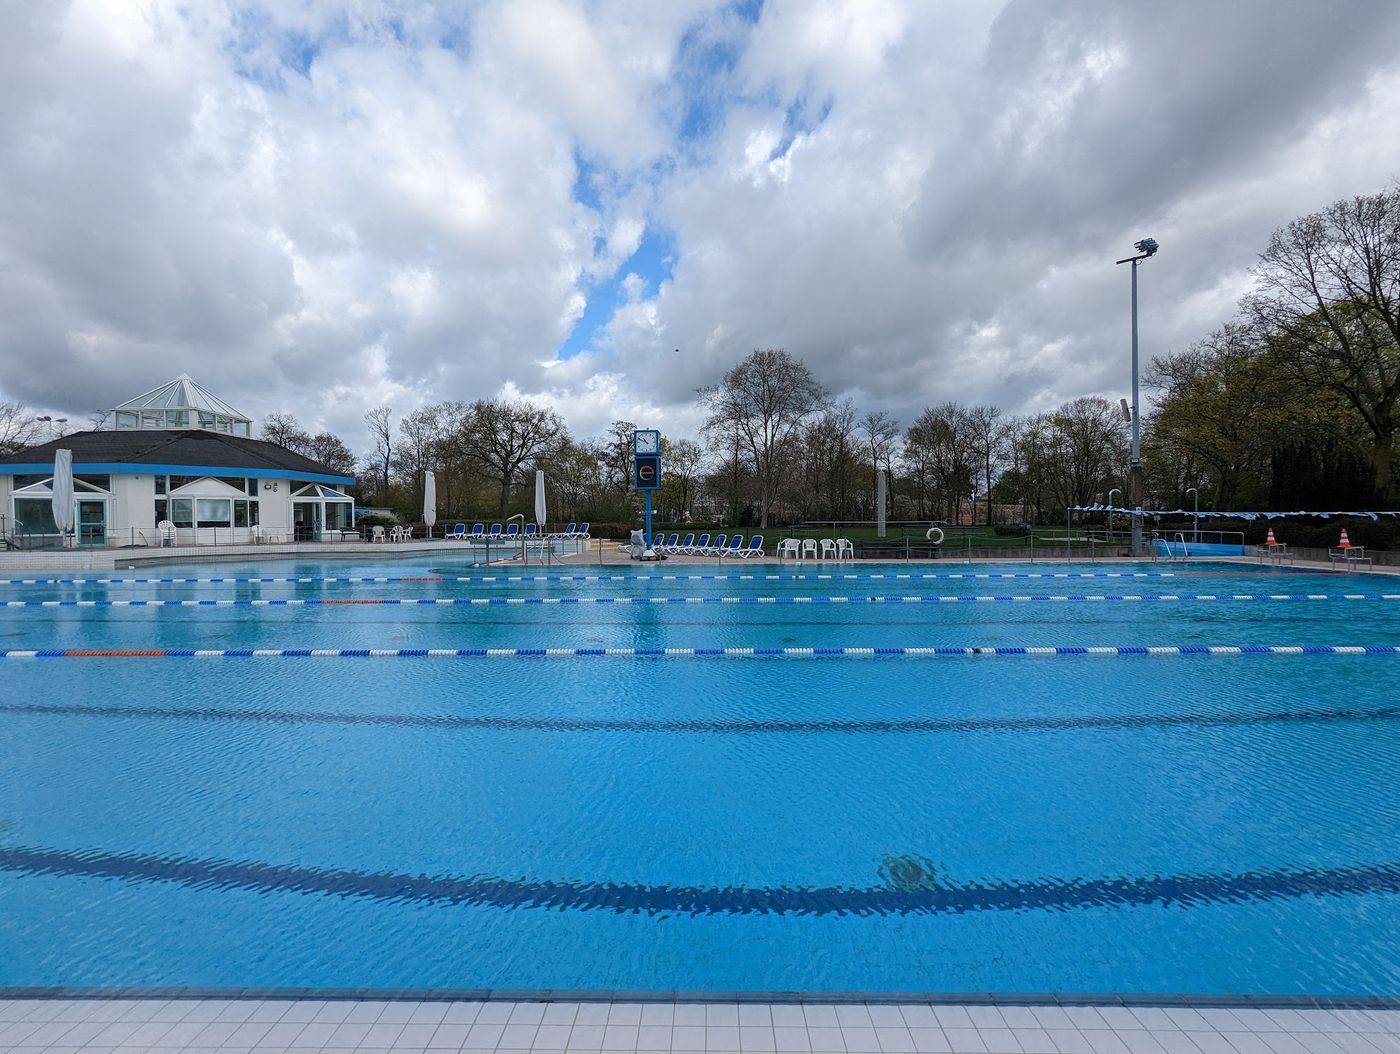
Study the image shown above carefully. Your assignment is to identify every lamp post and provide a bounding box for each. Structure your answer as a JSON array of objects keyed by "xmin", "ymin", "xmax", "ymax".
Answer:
[
  {"xmin": 1107, "ymin": 487, "xmax": 1121, "ymax": 541},
  {"xmin": 1115, "ymin": 237, "xmax": 1158, "ymax": 556},
  {"xmin": 1186, "ymin": 486, "xmax": 1199, "ymax": 543},
  {"xmin": 36, "ymin": 415, "xmax": 68, "ymax": 439}
]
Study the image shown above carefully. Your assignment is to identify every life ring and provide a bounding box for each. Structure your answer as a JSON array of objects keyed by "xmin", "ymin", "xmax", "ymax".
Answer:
[{"xmin": 925, "ymin": 526, "xmax": 944, "ymax": 545}]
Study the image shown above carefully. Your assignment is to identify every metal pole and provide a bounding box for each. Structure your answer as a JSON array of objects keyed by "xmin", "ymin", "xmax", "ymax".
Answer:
[
  {"xmin": 644, "ymin": 491, "xmax": 653, "ymax": 549},
  {"xmin": 1129, "ymin": 259, "xmax": 1143, "ymax": 557}
]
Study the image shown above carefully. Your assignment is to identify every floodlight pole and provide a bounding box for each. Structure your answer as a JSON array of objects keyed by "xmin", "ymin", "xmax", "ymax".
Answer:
[
  {"xmin": 1186, "ymin": 486, "xmax": 1199, "ymax": 543},
  {"xmin": 1116, "ymin": 239, "xmax": 1157, "ymax": 557}
]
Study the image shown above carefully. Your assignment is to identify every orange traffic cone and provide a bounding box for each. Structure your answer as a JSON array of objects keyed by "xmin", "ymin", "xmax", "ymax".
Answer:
[
  {"xmin": 1265, "ymin": 527, "xmax": 1278, "ymax": 546},
  {"xmin": 1337, "ymin": 528, "xmax": 1352, "ymax": 549}
]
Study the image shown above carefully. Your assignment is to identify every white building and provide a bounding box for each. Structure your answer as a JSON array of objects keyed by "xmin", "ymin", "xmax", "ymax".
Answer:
[{"xmin": 0, "ymin": 375, "xmax": 355, "ymax": 547}]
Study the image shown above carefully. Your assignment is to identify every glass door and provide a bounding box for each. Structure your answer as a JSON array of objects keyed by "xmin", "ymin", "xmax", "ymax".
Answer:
[
  {"xmin": 293, "ymin": 501, "xmax": 323, "ymax": 541},
  {"xmin": 77, "ymin": 500, "xmax": 107, "ymax": 547}
]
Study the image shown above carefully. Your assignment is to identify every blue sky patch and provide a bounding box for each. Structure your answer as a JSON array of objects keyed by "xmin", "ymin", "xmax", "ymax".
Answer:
[{"xmin": 559, "ymin": 229, "xmax": 677, "ymax": 360}]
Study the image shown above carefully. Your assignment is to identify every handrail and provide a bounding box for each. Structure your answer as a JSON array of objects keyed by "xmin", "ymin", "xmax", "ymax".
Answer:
[{"xmin": 506, "ymin": 513, "xmax": 526, "ymax": 563}]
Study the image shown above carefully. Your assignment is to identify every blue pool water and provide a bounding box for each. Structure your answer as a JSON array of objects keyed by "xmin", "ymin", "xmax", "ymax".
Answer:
[{"xmin": 1, "ymin": 558, "xmax": 1398, "ymax": 997}]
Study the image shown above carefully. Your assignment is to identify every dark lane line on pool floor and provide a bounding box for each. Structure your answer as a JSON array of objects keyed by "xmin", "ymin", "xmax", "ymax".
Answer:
[
  {"xmin": 7, "ymin": 593, "xmax": 1400, "ymax": 608},
  {"xmin": 2, "ymin": 844, "xmax": 1397, "ymax": 918},
  {"xmin": 4, "ymin": 701, "xmax": 1398, "ymax": 735}
]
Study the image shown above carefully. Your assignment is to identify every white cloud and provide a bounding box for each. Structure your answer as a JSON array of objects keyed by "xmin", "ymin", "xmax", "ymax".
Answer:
[{"xmin": 3, "ymin": 0, "xmax": 1400, "ymax": 459}]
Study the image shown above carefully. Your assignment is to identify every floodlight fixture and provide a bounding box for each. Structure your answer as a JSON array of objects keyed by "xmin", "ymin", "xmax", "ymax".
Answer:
[{"xmin": 1134, "ymin": 237, "xmax": 1159, "ymax": 257}]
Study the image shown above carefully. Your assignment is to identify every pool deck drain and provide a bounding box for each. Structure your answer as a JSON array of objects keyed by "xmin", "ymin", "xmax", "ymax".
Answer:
[{"xmin": 2, "ymin": 995, "xmax": 1397, "ymax": 1053}]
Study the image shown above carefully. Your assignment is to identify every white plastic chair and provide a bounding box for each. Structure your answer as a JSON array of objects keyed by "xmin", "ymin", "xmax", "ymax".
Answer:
[
  {"xmin": 801, "ymin": 539, "xmax": 817, "ymax": 560},
  {"xmin": 820, "ymin": 538, "xmax": 837, "ymax": 560},
  {"xmin": 778, "ymin": 538, "xmax": 799, "ymax": 559},
  {"xmin": 372, "ymin": 525, "xmax": 386, "ymax": 543},
  {"xmin": 157, "ymin": 520, "xmax": 176, "ymax": 547},
  {"xmin": 836, "ymin": 537, "xmax": 854, "ymax": 560}
]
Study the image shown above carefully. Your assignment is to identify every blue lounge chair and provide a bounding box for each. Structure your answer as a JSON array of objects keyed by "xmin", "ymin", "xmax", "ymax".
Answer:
[
  {"xmin": 470, "ymin": 523, "xmax": 485, "ymax": 539},
  {"xmin": 738, "ymin": 535, "xmax": 765, "ymax": 559},
  {"xmin": 708, "ymin": 533, "xmax": 728, "ymax": 555},
  {"xmin": 688, "ymin": 533, "xmax": 710, "ymax": 554},
  {"xmin": 524, "ymin": 523, "xmax": 537, "ymax": 537},
  {"xmin": 661, "ymin": 532, "xmax": 680, "ymax": 552},
  {"xmin": 487, "ymin": 523, "xmax": 502, "ymax": 538},
  {"xmin": 677, "ymin": 533, "xmax": 695, "ymax": 554},
  {"xmin": 577, "ymin": 522, "xmax": 590, "ymax": 538},
  {"xmin": 505, "ymin": 523, "xmax": 519, "ymax": 537},
  {"xmin": 450, "ymin": 523, "xmax": 466, "ymax": 540},
  {"xmin": 723, "ymin": 535, "xmax": 745, "ymax": 557}
]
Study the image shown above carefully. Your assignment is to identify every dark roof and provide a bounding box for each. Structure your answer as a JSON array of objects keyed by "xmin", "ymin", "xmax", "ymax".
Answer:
[{"xmin": 0, "ymin": 430, "xmax": 354, "ymax": 481}]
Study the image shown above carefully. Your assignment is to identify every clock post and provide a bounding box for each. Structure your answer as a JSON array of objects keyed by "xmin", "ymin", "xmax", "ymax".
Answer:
[{"xmin": 632, "ymin": 429, "xmax": 662, "ymax": 550}]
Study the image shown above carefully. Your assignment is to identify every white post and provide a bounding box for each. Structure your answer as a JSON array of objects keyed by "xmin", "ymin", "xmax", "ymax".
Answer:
[{"xmin": 876, "ymin": 470, "xmax": 887, "ymax": 539}]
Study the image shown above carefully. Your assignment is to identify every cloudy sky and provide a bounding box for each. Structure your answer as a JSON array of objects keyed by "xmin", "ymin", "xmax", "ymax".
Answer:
[{"xmin": 3, "ymin": 0, "xmax": 1400, "ymax": 450}]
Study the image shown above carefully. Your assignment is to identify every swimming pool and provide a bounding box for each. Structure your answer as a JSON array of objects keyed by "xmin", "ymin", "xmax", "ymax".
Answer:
[{"xmin": 1, "ymin": 558, "xmax": 1397, "ymax": 998}]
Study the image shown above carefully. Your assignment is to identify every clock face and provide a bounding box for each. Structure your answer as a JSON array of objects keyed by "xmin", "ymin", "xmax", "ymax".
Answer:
[{"xmin": 634, "ymin": 430, "xmax": 659, "ymax": 454}]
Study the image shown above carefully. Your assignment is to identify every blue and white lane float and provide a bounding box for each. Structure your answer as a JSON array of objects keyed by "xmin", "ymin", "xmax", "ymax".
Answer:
[
  {"xmin": 4, "ymin": 593, "xmax": 1399, "ymax": 608},
  {"xmin": 1, "ymin": 645, "xmax": 1398, "ymax": 659},
  {"xmin": 0, "ymin": 571, "xmax": 1181, "ymax": 586}
]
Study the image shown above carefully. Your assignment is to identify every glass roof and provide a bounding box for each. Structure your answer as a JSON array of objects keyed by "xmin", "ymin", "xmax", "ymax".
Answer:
[{"xmin": 109, "ymin": 374, "xmax": 249, "ymax": 423}]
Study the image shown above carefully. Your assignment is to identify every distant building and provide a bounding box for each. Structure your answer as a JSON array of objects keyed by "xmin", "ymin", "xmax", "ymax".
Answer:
[{"xmin": 0, "ymin": 375, "xmax": 355, "ymax": 546}]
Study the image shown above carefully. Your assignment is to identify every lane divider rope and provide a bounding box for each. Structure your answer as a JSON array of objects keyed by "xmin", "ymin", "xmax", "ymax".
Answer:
[
  {"xmin": 5, "ymin": 593, "xmax": 1399, "ymax": 608},
  {"xmin": 2, "ymin": 645, "xmax": 1398, "ymax": 659},
  {"xmin": 0, "ymin": 571, "xmax": 1181, "ymax": 586}
]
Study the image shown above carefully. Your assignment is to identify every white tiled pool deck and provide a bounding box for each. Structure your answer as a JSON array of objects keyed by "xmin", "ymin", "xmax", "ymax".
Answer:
[{"xmin": 1, "ymin": 999, "xmax": 1397, "ymax": 1054}]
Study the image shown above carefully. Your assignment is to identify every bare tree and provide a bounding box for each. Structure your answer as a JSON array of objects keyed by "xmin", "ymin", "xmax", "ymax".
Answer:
[
  {"xmin": 698, "ymin": 348, "xmax": 829, "ymax": 528},
  {"xmin": 860, "ymin": 409, "xmax": 899, "ymax": 520},
  {"xmin": 602, "ymin": 420, "xmax": 638, "ymax": 493},
  {"xmin": 966, "ymin": 405, "xmax": 1007, "ymax": 524},
  {"xmin": 364, "ymin": 406, "xmax": 394, "ymax": 497},
  {"xmin": 455, "ymin": 399, "xmax": 567, "ymax": 515},
  {"xmin": 307, "ymin": 433, "xmax": 356, "ymax": 476},
  {"xmin": 904, "ymin": 403, "xmax": 978, "ymax": 522},
  {"xmin": 261, "ymin": 412, "xmax": 311, "ymax": 453},
  {"xmin": 1046, "ymin": 397, "xmax": 1129, "ymax": 511},
  {"xmin": 1246, "ymin": 188, "xmax": 1400, "ymax": 494},
  {"xmin": 0, "ymin": 400, "xmax": 40, "ymax": 455},
  {"xmin": 660, "ymin": 437, "xmax": 705, "ymax": 520}
]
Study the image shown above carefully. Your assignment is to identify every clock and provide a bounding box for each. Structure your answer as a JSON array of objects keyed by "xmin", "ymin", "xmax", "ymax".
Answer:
[{"xmin": 633, "ymin": 429, "xmax": 660, "ymax": 455}]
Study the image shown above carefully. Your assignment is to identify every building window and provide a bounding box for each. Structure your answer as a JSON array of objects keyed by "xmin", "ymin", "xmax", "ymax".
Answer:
[
  {"xmin": 13, "ymin": 497, "xmax": 58, "ymax": 534},
  {"xmin": 115, "ymin": 411, "xmax": 138, "ymax": 429},
  {"xmin": 233, "ymin": 500, "xmax": 259, "ymax": 527},
  {"xmin": 155, "ymin": 476, "xmax": 167, "ymax": 495},
  {"xmin": 198, "ymin": 412, "xmax": 215, "ymax": 429},
  {"xmin": 167, "ymin": 410, "xmax": 189, "ymax": 428},
  {"xmin": 169, "ymin": 499, "xmax": 194, "ymax": 528},
  {"xmin": 155, "ymin": 499, "xmax": 167, "ymax": 524},
  {"xmin": 196, "ymin": 498, "xmax": 232, "ymax": 527}
]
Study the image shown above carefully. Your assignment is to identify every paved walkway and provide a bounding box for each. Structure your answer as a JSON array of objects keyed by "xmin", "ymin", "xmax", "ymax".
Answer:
[{"xmin": 1, "ymin": 999, "xmax": 1397, "ymax": 1054}]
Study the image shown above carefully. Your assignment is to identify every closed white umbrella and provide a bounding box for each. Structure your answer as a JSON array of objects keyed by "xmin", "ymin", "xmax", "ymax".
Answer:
[
  {"xmin": 534, "ymin": 469, "xmax": 546, "ymax": 531},
  {"xmin": 423, "ymin": 470, "xmax": 437, "ymax": 538},
  {"xmin": 51, "ymin": 448, "xmax": 75, "ymax": 547},
  {"xmin": 50, "ymin": 445, "xmax": 74, "ymax": 545}
]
